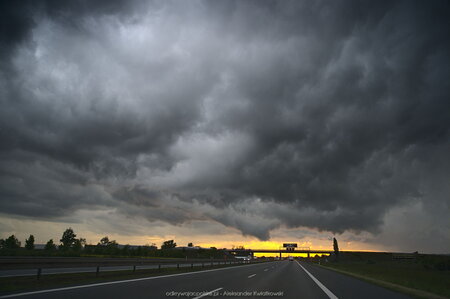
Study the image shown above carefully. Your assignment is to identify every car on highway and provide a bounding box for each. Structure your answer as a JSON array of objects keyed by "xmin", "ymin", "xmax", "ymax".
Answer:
[{"xmin": 234, "ymin": 255, "xmax": 252, "ymax": 262}]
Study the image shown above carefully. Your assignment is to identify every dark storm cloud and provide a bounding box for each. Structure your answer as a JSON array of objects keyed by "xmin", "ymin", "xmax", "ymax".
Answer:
[{"xmin": 0, "ymin": 0, "xmax": 449, "ymax": 248}]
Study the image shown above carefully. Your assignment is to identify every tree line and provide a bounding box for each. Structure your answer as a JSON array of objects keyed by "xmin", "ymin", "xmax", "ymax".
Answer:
[
  {"xmin": 0, "ymin": 229, "xmax": 226, "ymax": 259},
  {"xmin": 0, "ymin": 228, "xmax": 86, "ymax": 252}
]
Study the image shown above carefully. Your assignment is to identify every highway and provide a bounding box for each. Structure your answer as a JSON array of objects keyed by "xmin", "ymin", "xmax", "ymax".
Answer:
[{"xmin": 0, "ymin": 260, "xmax": 411, "ymax": 299}]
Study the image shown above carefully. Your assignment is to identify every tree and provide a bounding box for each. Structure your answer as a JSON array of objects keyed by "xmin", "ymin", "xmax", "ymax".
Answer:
[
  {"xmin": 99, "ymin": 236, "xmax": 110, "ymax": 246},
  {"xmin": 188, "ymin": 242, "xmax": 193, "ymax": 247},
  {"xmin": 72, "ymin": 238, "xmax": 86, "ymax": 251},
  {"xmin": 59, "ymin": 228, "xmax": 77, "ymax": 250},
  {"xmin": 161, "ymin": 240, "xmax": 177, "ymax": 249},
  {"xmin": 25, "ymin": 235, "xmax": 35, "ymax": 250},
  {"xmin": 333, "ymin": 237, "xmax": 339, "ymax": 259},
  {"xmin": 45, "ymin": 239, "xmax": 57, "ymax": 251},
  {"xmin": 98, "ymin": 236, "xmax": 118, "ymax": 247},
  {"xmin": 98, "ymin": 236, "xmax": 118, "ymax": 248},
  {"xmin": 0, "ymin": 235, "xmax": 21, "ymax": 249}
]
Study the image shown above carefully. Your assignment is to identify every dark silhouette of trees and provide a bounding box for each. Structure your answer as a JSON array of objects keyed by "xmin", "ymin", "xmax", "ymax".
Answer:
[
  {"xmin": 45, "ymin": 239, "xmax": 57, "ymax": 251},
  {"xmin": 333, "ymin": 237, "xmax": 339, "ymax": 260},
  {"xmin": 161, "ymin": 240, "xmax": 177, "ymax": 249},
  {"xmin": 72, "ymin": 238, "xmax": 86, "ymax": 251},
  {"xmin": 0, "ymin": 235, "xmax": 21, "ymax": 249},
  {"xmin": 98, "ymin": 236, "xmax": 118, "ymax": 248},
  {"xmin": 99, "ymin": 236, "xmax": 110, "ymax": 246},
  {"xmin": 59, "ymin": 228, "xmax": 84, "ymax": 251},
  {"xmin": 94, "ymin": 236, "xmax": 118, "ymax": 254},
  {"xmin": 25, "ymin": 235, "xmax": 35, "ymax": 250},
  {"xmin": 0, "ymin": 231, "xmax": 227, "ymax": 259}
]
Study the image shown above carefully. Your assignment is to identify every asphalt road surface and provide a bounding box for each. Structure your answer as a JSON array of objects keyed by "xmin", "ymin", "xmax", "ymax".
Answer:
[{"xmin": 1, "ymin": 260, "xmax": 411, "ymax": 299}]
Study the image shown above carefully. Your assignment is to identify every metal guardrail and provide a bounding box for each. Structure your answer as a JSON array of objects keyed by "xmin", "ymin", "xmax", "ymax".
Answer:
[
  {"xmin": 1, "ymin": 259, "xmax": 268, "ymax": 279},
  {"xmin": 0, "ymin": 257, "xmax": 238, "ymax": 270}
]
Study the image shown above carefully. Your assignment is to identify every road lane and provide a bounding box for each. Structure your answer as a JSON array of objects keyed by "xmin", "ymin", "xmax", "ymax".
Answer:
[
  {"xmin": 296, "ymin": 261, "xmax": 338, "ymax": 299},
  {"xmin": 192, "ymin": 288, "xmax": 223, "ymax": 299},
  {"xmin": 0, "ymin": 262, "xmax": 277, "ymax": 299},
  {"xmin": 0, "ymin": 260, "xmax": 413, "ymax": 299},
  {"xmin": 217, "ymin": 260, "xmax": 329, "ymax": 299},
  {"xmin": 296, "ymin": 261, "xmax": 411, "ymax": 299}
]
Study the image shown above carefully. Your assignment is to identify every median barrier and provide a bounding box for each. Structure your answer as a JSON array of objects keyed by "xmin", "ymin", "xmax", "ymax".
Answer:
[{"xmin": 2, "ymin": 258, "xmax": 273, "ymax": 279}]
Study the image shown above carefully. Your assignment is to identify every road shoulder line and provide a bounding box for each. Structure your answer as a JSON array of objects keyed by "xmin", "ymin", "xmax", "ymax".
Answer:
[
  {"xmin": 317, "ymin": 264, "xmax": 447, "ymax": 299},
  {"xmin": 296, "ymin": 261, "xmax": 338, "ymax": 299}
]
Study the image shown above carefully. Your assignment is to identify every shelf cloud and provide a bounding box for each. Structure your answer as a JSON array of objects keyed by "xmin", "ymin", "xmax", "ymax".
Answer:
[{"xmin": 1, "ymin": 0, "xmax": 449, "ymax": 251}]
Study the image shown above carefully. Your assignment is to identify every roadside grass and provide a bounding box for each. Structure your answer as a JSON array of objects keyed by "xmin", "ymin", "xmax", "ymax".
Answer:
[
  {"xmin": 313, "ymin": 254, "xmax": 450, "ymax": 299},
  {"xmin": 0, "ymin": 262, "xmax": 257, "ymax": 295}
]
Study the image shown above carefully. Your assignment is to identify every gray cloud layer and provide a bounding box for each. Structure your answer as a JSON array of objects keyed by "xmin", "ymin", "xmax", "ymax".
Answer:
[{"xmin": 1, "ymin": 0, "xmax": 449, "ymax": 250}]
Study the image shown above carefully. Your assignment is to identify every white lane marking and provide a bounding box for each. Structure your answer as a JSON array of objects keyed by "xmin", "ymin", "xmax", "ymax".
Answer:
[
  {"xmin": 248, "ymin": 274, "xmax": 256, "ymax": 278},
  {"xmin": 192, "ymin": 287, "xmax": 223, "ymax": 299},
  {"xmin": 296, "ymin": 261, "xmax": 338, "ymax": 299},
  {"xmin": 0, "ymin": 262, "xmax": 275, "ymax": 298},
  {"xmin": 264, "ymin": 269, "xmax": 268, "ymax": 271}
]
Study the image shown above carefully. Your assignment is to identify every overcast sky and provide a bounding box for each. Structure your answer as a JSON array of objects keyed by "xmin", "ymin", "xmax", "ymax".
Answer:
[{"xmin": 1, "ymin": 0, "xmax": 449, "ymax": 253}]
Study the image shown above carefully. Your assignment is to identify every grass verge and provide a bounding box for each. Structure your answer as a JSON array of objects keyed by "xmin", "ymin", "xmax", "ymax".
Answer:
[
  {"xmin": 316, "ymin": 262, "xmax": 449, "ymax": 299},
  {"xmin": 0, "ymin": 262, "xmax": 257, "ymax": 296}
]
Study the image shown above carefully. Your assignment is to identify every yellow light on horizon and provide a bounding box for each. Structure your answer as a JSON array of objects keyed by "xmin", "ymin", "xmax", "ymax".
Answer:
[{"xmin": 253, "ymin": 252, "xmax": 330, "ymax": 258}]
